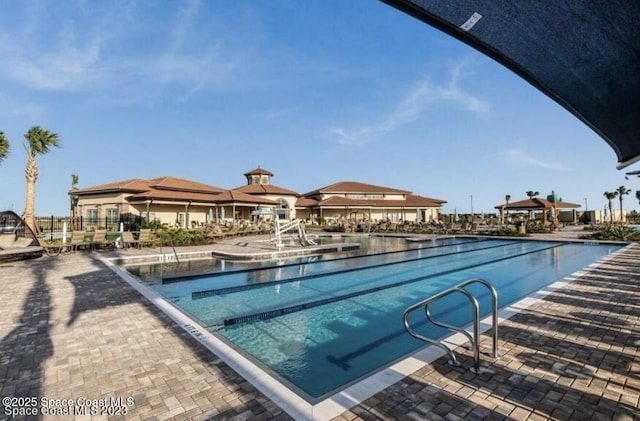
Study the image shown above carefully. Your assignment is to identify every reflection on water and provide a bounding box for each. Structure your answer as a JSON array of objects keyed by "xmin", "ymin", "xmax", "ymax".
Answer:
[
  {"xmin": 124, "ymin": 235, "xmax": 453, "ymax": 285},
  {"xmin": 125, "ymin": 235, "xmax": 390, "ymax": 283}
]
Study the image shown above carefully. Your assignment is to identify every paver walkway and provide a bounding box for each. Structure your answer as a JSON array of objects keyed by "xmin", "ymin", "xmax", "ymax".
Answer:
[{"xmin": 0, "ymin": 239, "xmax": 638, "ymax": 420}]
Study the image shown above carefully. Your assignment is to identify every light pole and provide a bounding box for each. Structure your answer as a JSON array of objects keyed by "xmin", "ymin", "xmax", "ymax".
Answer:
[
  {"xmin": 584, "ymin": 198, "xmax": 588, "ymax": 224},
  {"xmin": 470, "ymin": 194, "xmax": 474, "ymax": 223}
]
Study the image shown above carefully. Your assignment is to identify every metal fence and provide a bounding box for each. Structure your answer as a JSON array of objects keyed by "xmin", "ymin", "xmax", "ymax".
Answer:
[{"xmin": 35, "ymin": 214, "xmax": 143, "ymax": 241}]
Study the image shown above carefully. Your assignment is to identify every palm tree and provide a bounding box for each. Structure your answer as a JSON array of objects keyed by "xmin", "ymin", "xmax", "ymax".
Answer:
[
  {"xmin": 603, "ymin": 191, "xmax": 618, "ymax": 224},
  {"xmin": 502, "ymin": 194, "xmax": 511, "ymax": 224},
  {"xmin": 636, "ymin": 190, "xmax": 640, "ymax": 206},
  {"xmin": 524, "ymin": 191, "xmax": 538, "ymax": 220},
  {"xmin": 23, "ymin": 126, "xmax": 61, "ymax": 234},
  {"xmin": 525, "ymin": 190, "xmax": 539, "ymax": 199},
  {"xmin": 615, "ymin": 185, "xmax": 631, "ymax": 222},
  {"xmin": 0, "ymin": 131, "xmax": 9, "ymax": 165},
  {"xmin": 70, "ymin": 174, "xmax": 79, "ymax": 221}
]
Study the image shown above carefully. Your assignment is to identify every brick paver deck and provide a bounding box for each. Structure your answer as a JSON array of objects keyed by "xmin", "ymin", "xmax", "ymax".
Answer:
[{"xmin": 1, "ymin": 239, "xmax": 638, "ymax": 420}]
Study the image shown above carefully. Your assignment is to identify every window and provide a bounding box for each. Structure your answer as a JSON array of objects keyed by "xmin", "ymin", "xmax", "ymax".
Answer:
[
  {"xmin": 177, "ymin": 212, "xmax": 185, "ymax": 227},
  {"xmin": 142, "ymin": 212, "xmax": 156, "ymax": 221},
  {"xmin": 106, "ymin": 208, "xmax": 118, "ymax": 224},
  {"xmin": 346, "ymin": 194, "xmax": 382, "ymax": 200},
  {"xmin": 277, "ymin": 198, "xmax": 289, "ymax": 219},
  {"xmin": 87, "ymin": 209, "xmax": 98, "ymax": 224}
]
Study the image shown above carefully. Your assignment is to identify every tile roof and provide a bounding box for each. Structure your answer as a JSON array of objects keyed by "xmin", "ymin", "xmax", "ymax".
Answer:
[
  {"xmin": 72, "ymin": 178, "xmax": 152, "ymax": 194},
  {"xmin": 233, "ymin": 184, "xmax": 299, "ymax": 195},
  {"xmin": 76, "ymin": 176, "xmax": 275, "ymax": 206},
  {"xmin": 127, "ymin": 189, "xmax": 276, "ymax": 205},
  {"xmin": 127, "ymin": 189, "xmax": 222, "ymax": 203},
  {"xmin": 73, "ymin": 175, "xmax": 445, "ymax": 209},
  {"xmin": 73, "ymin": 176, "xmax": 225, "ymax": 195},
  {"xmin": 315, "ymin": 195, "xmax": 445, "ymax": 208},
  {"xmin": 303, "ymin": 181, "xmax": 411, "ymax": 196},
  {"xmin": 494, "ymin": 197, "xmax": 581, "ymax": 210},
  {"xmin": 295, "ymin": 197, "xmax": 318, "ymax": 207},
  {"xmin": 243, "ymin": 167, "xmax": 273, "ymax": 176},
  {"xmin": 212, "ymin": 190, "xmax": 277, "ymax": 205},
  {"xmin": 390, "ymin": 194, "xmax": 447, "ymax": 207},
  {"xmin": 318, "ymin": 196, "xmax": 373, "ymax": 207},
  {"xmin": 148, "ymin": 176, "xmax": 225, "ymax": 193}
]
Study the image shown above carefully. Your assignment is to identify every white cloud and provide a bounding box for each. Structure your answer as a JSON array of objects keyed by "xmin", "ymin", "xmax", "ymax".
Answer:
[
  {"xmin": 329, "ymin": 63, "xmax": 490, "ymax": 146},
  {"xmin": 0, "ymin": 94, "xmax": 43, "ymax": 120},
  {"xmin": 0, "ymin": 0, "xmax": 240, "ymax": 104},
  {"xmin": 502, "ymin": 146, "xmax": 567, "ymax": 171}
]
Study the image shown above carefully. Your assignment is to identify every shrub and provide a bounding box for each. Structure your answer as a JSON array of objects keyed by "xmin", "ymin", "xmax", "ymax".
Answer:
[
  {"xmin": 155, "ymin": 228, "xmax": 214, "ymax": 246},
  {"xmin": 525, "ymin": 223, "xmax": 549, "ymax": 234},
  {"xmin": 592, "ymin": 223, "xmax": 635, "ymax": 241},
  {"xmin": 323, "ymin": 225, "xmax": 345, "ymax": 233}
]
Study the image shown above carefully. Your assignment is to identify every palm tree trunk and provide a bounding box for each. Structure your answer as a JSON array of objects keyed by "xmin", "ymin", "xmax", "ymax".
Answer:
[
  {"xmin": 619, "ymin": 197, "xmax": 624, "ymax": 222},
  {"xmin": 23, "ymin": 155, "xmax": 38, "ymax": 234},
  {"xmin": 608, "ymin": 201, "xmax": 614, "ymax": 224}
]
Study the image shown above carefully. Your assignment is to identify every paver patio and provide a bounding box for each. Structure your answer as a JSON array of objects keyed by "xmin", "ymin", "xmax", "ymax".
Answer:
[{"xmin": 1, "ymin": 238, "xmax": 638, "ymax": 420}]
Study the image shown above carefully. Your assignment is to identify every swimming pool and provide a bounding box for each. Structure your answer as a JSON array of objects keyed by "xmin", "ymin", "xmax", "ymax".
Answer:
[{"xmin": 125, "ymin": 236, "xmax": 622, "ymax": 402}]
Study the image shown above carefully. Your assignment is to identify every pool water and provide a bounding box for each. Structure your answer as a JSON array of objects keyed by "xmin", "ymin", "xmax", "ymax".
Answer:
[{"xmin": 129, "ymin": 237, "xmax": 621, "ymax": 401}]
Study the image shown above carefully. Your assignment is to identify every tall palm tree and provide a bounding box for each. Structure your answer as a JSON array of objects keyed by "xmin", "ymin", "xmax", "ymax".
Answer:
[
  {"xmin": 524, "ymin": 191, "xmax": 538, "ymax": 220},
  {"xmin": 615, "ymin": 185, "xmax": 631, "ymax": 222},
  {"xmin": 525, "ymin": 190, "xmax": 539, "ymax": 199},
  {"xmin": 502, "ymin": 194, "xmax": 511, "ymax": 223},
  {"xmin": 0, "ymin": 131, "xmax": 9, "ymax": 165},
  {"xmin": 603, "ymin": 191, "xmax": 618, "ymax": 224},
  {"xmin": 23, "ymin": 126, "xmax": 61, "ymax": 234},
  {"xmin": 636, "ymin": 190, "xmax": 640, "ymax": 206},
  {"xmin": 70, "ymin": 174, "xmax": 79, "ymax": 220}
]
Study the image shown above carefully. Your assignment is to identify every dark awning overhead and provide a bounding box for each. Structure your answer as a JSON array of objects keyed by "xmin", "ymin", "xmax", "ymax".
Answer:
[{"xmin": 381, "ymin": 1, "xmax": 640, "ymax": 169}]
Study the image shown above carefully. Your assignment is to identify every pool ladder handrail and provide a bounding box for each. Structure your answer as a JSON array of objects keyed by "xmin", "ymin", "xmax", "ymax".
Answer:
[
  {"xmin": 402, "ymin": 278, "xmax": 499, "ymax": 374},
  {"xmin": 156, "ymin": 231, "xmax": 180, "ymax": 263}
]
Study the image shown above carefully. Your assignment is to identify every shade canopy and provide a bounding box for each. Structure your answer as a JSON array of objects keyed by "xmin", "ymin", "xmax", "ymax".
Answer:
[
  {"xmin": 381, "ymin": 1, "xmax": 640, "ymax": 169},
  {"xmin": 495, "ymin": 198, "xmax": 580, "ymax": 211}
]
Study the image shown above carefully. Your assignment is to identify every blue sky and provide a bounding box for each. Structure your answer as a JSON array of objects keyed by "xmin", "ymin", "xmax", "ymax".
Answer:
[{"xmin": 0, "ymin": 0, "xmax": 637, "ymax": 216}]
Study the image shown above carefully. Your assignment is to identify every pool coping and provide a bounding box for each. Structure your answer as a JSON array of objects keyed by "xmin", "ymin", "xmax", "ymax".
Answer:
[{"xmin": 101, "ymin": 240, "xmax": 630, "ymax": 421}]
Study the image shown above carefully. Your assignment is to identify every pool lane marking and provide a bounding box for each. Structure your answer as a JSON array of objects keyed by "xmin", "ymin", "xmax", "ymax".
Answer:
[
  {"xmin": 192, "ymin": 240, "xmax": 522, "ymax": 299},
  {"xmin": 162, "ymin": 237, "xmax": 485, "ymax": 284},
  {"xmin": 324, "ymin": 245, "xmax": 591, "ymax": 369},
  {"xmin": 221, "ymin": 243, "xmax": 566, "ymax": 326}
]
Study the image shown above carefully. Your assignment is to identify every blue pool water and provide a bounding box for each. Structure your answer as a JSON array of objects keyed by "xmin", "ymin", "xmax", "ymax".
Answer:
[{"xmin": 130, "ymin": 237, "xmax": 622, "ymax": 401}]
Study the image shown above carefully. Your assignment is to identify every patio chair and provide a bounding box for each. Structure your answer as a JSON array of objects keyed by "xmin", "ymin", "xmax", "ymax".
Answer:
[
  {"xmin": 137, "ymin": 229, "xmax": 156, "ymax": 248},
  {"xmin": 224, "ymin": 225, "xmax": 240, "ymax": 237},
  {"xmin": 120, "ymin": 231, "xmax": 139, "ymax": 248},
  {"xmin": 91, "ymin": 229, "xmax": 115, "ymax": 250},
  {"xmin": 206, "ymin": 225, "xmax": 225, "ymax": 241},
  {"xmin": 69, "ymin": 231, "xmax": 90, "ymax": 252}
]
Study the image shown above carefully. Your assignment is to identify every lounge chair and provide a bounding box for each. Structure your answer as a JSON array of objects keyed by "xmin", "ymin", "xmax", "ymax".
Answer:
[
  {"xmin": 69, "ymin": 231, "xmax": 90, "ymax": 252},
  {"xmin": 121, "ymin": 231, "xmax": 139, "ymax": 248},
  {"xmin": 206, "ymin": 225, "xmax": 225, "ymax": 241},
  {"xmin": 224, "ymin": 225, "xmax": 240, "ymax": 237},
  {"xmin": 137, "ymin": 229, "xmax": 156, "ymax": 248},
  {"xmin": 91, "ymin": 229, "xmax": 115, "ymax": 250},
  {"xmin": 0, "ymin": 233, "xmax": 42, "ymax": 261},
  {"xmin": 258, "ymin": 222, "xmax": 273, "ymax": 234}
]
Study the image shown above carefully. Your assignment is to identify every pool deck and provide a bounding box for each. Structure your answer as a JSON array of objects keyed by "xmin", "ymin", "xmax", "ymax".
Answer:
[{"xmin": 1, "ymin": 233, "xmax": 639, "ymax": 420}]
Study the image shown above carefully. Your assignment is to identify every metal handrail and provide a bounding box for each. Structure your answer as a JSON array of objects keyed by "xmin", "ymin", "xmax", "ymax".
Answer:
[
  {"xmin": 402, "ymin": 278, "xmax": 499, "ymax": 374},
  {"xmin": 157, "ymin": 231, "xmax": 179, "ymax": 263}
]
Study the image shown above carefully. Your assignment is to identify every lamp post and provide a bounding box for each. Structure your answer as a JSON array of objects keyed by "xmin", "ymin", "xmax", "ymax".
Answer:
[
  {"xmin": 584, "ymin": 198, "xmax": 588, "ymax": 224},
  {"xmin": 470, "ymin": 194, "xmax": 474, "ymax": 223}
]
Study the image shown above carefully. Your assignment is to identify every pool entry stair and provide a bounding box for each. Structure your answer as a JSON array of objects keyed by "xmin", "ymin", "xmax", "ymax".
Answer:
[{"xmin": 403, "ymin": 278, "xmax": 499, "ymax": 374}]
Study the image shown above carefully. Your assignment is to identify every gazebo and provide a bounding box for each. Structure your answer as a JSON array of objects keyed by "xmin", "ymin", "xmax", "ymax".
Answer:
[{"xmin": 495, "ymin": 197, "xmax": 581, "ymax": 226}]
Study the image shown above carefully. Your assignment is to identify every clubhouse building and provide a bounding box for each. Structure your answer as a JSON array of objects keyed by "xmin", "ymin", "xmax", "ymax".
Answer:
[{"xmin": 70, "ymin": 167, "xmax": 446, "ymax": 228}]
